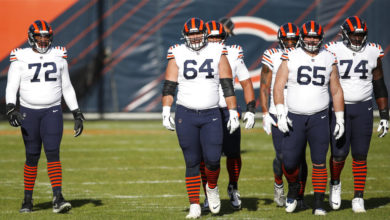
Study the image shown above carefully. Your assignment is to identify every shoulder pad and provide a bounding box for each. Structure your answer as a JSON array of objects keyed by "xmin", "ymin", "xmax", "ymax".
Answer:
[
  {"xmin": 9, "ymin": 48, "xmax": 23, "ymax": 62},
  {"xmin": 367, "ymin": 42, "xmax": 384, "ymax": 58},
  {"xmin": 324, "ymin": 41, "xmax": 337, "ymax": 49},
  {"xmin": 52, "ymin": 46, "xmax": 68, "ymax": 59}
]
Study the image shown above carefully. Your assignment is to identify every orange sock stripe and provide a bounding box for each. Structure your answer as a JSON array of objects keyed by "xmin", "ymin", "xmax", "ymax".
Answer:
[
  {"xmin": 24, "ymin": 163, "xmax": 38, "ymax": 192},
  {"xmin": 186, "ymin": 175, "xmax": 200, "ymax": 204},
  {"xmin": 47, "ymin": 161, "xmax": 62, "ymax": 189},
  {"xmin": 312, "ymin": 167, "xmax": 327, "ymax": 193},
  {"xmin": 352, "ymin": 159, "xmax": 367, "ymax": 193},
  {"xmin": 205, "ymin": 167, "xmax": 220, "ymax": 189},
  {"xmin": 274, "ymin": 174, "xmax": 283, "ymax": 185}
]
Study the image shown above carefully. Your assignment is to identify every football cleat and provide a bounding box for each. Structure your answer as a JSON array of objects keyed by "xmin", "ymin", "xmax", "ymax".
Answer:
[
  {"xmin": 206, "ymin": 183, "xmax": 221, "ymax": 214},
  {"xmin": 202, "ymin": 197, "xmax": 209, "ymax": 212},
  {"xmin": 329, "ymin": 181, "xmax": 341, "ymax": 210},
  {"xmin": 285, "ymin": 198, "xmax": 297, "ymax": 213},
  {"xmin": 313, "ymin": 208, "xmax": 327, "ymax": 215},
  {"xmin": 352, "ymin": 198, "xmax": 366, "ymax": 213},
  {"xmin": 186, "ymin": 204, "xmax": 201, "ymax": 219},
  {"xmin": 227, "ymin": 184, "xmax": 242, "ymax": 210},
  {"xmin": 274, "ymin": 183, "xmax": 285, "ymax": 207},
  {"xmin": 53, "ymin": 193, "xmax": 72, "ymax": 213},
  {"xmin": 19, "ymin": 196, "xmax": 33, "ymax": 213}
]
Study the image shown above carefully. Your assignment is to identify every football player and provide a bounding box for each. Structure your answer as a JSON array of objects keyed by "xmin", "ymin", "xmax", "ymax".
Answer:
[
  {"xmin": 5, "ymin": 20, "xmax": 85, "ymax": 213},
  {"xmin": 273, "ymin": 21, "xmax": 344, "ymax": 215},
  {"xmin": 324, "ymin": 16, "xmax": 389, "ymax": 213},
  {"xmin": 199, "ymin": 20, "xmax": 255, "ymax": 211},
  {"xmin": 161, "ymin": 17, "xmax": 239, "ymax": 219},
  {"xmin": 260, "ymin": 23, "xmax": 308, "ymax": 209}
]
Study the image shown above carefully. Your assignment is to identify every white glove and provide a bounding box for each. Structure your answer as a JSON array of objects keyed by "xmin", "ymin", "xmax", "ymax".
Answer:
[
  {"xmin": 162, "ymin": 106, "xmax": 175, "ymax": 131},
  {"xmin": 377, "ymin": 119, "xmax": 389, "ymax": 138},
  {"xmin": 243, "ymin": 112, "xmax": 255, "ymax": 129},
  {"xmin": 227, "ymin": 109, "xmax": 240, "ymax": 134},
  {"xmin": 276, "ymin": 104, "xmax": 292, "ymax": 133},
  {"xmin": 262, "ymin": 112, "xmax": 276, "ymax": 135},
  {"xmin": 333, "ymin": 111, "xmax": 344, "ymax": 140}
]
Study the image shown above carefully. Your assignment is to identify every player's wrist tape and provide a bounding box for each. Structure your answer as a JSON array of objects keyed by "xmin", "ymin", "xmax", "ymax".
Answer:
[
  {"xmin": 379, "ymin": 108, "xmax": 389, "ymax": 120},
  {"xmin": 220, "ymin": 78, "xmax": 235, "ymax": 97},
  {"xmin": 373, "ymin": 77, "xmax": 388, "ymax": 99},
  {"xmin": 246, "ymin": 100, "xmax": 256, "ymax": 114},
  {"xmin": 275, "ymin": 104, "xmax": 285, "ymax": 116},
  {"xmin": 162, "ymin": 80, "xmax": 178, "ymax": 97}
]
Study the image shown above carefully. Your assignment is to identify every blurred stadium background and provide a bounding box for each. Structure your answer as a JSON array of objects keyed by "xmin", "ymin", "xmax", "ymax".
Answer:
[{"xmin": 0, "ymin": 0, "xmax": 389, "ymax": 118}]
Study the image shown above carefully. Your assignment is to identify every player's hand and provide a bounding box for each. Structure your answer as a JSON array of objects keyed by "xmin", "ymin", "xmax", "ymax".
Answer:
[
  {"xmin": 6, "ymin": 103, "xmax": 23, "ymax": 127},
  {"xmin": 275, "ymin": 104, "xmax": 291, "ymax": 133},
  {"xmin": 227, "ymin": 109, "xmax": 240, "ymax": 134},
  {"xmin": 72, "ymin": 109, "xmax": 85, "ymax": 137},
  {"xmin": 243, "ymin": 112, "xmax": 255, "ymax": 129},
  {"xmin": 262, "ymin": 112, "xmax": 276, "ymax": 135},
  {"xmin": 377, "ymin": 119, "xmax": 389, "ymax": 138},
  {"xmin": 333, "ymin": 111, "xmax": 344, "ymax": 140},
  {"xmin": 162, "ymin": 106, "xmax": 175, "ymax": 131}
]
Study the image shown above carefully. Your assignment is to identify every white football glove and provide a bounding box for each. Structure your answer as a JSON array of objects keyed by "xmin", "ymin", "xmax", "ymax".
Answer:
[
  {"xmin": 377, "ymin": 119, "xmax": 389, "ymax": 138},
  {"xmin": 243, "ymin": 112, "xmax": 255, "ymax": 129},
  {"xmin": 333, "ymin": 111, "xmax": 344, "ymax": 140},
  {"xmin": 262, "ymin": 112, "xmax": 276, "ymax": 135},
  {"xmin": 162, "ymin": 106, "xmax": 175, "ymax": 131},
  {"xmin": 276, "ymin": 104, "xmax": 292, "ymax": 133},
  {"xmin": 227, "ymin": 109, "xmax": 240, "ymax": 134}
]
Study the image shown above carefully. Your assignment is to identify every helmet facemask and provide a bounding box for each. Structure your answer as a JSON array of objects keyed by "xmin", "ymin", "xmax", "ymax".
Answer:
[
  {"xmin": 300, "ymin": 34, "xmax": 323, "ymax": 52},
  {"xmin": 29, "ymin": 33, "xmax": 52, "ymax": 53},
  {"xmin": 341, "ymin": 28, "xmax": 367, "ymax": 52},
  {"xmin": 183, "ymin": 31, "xmax": 207, "ymax": 51}
]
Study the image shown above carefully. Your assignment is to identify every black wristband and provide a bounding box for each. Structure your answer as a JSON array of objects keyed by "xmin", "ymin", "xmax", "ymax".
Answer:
[
  {"xmin": 379, "ymin": 108, "xmax": 389, "ymax": 120},
  {"xmin": 246, "ymin": 100, "xmax": 256, "ymax": 114}
]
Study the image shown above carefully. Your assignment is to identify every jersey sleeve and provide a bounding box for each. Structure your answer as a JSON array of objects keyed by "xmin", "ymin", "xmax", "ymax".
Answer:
[
  {"xmin": 235, "ymin": 59, "xmax": 250, "ymax": 81},
  {"xmin": 9, "ymin": 48, "xmax": 21, "ymax": 62},
  {"xmin": 61, "ymin": 59, "xmax": 79, "ymax": 111},
  {"xmin": 281, "ymin": 51, "xmax": 289, "ymax": 61},
  {"xmin": 167, "ymin": 44, "xmax": 179, "ymax": 60},
  {"xmin": 5, "ymin": 61, "xmax": 23, "ymax": 104},
  {"xmin": 261, "ymin": 49, "xmax": 274, "ymax": 70},
  {"xmin": 53, "ymin": 46, "xmax": 68, "ymax": 59},
  {"xmin": 222, "ymin": 45, "xmax": 228, "ymax": 56}
]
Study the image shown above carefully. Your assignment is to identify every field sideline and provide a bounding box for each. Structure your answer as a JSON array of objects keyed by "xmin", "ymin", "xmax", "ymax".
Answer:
[{"xmin": 0, "ymin": 120, "xmax": 389, "ymax": 219}]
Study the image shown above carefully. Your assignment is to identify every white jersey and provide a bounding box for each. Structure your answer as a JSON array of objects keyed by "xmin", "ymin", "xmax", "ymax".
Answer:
[
  {"xmin": 218, "ymin": 44, "xmax": 250, "ymax": 108},
  {"xmin": 167, "ymin": 42, "xmax": 227, "ymax": 110},
  {"xmin": 283, "ymin": 47, "xmax": 338, "ymax": 115},
  {"xmin": 261, "ymin": 47, "xmax": 290, "ymax": 115},
  {"xmin": 324, "ymin": 41, "xmax": 384, "ymax": 103},
  {"xmin": 6, "ymin": 47, "xmax": 79, "ymax": 110}
]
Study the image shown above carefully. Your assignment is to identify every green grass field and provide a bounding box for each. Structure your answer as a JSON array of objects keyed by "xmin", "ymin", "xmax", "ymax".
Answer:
[{"xmin": 0, "ymin": 120, "xmax": 389, "ymax": 219}]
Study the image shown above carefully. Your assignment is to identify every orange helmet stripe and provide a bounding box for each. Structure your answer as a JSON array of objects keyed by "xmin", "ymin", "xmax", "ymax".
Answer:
[
  {"xmin": 280, "ymin": 26, "xmax": 286, "ymax": 37},
  {"xmin": 310, "ymin": 21, "xmax": 315, "ymax": 32},
  {"xmin": 346, "ymin": 18, "xmax": 355, "ymax": 32},
  {"xmin": 288, "ymin": 23, "xmax": 293, "ymax": 33},
  {"xmin": 32, "ymin": 23, "xmax": 39, "ymax": 33},
  {"xmin": 212, "ymin": 20, "xmax": 216, "ymax": 31},
  {"xmin": 191, "ymin": 18, "xmax": 196, "ymax": 29},
  {"xmin": 317, "ymin": 24, "xmax": 322, "ymax": 35},
  {"xmin": 303, "ymin": 24, "xmax": 308, "ymax": 35},
  {"xmin": 40, "ymin": 20, "xmax": 47, "ymax": 31},
  {"xmin": 184, "ymin": 23, "xmax": 189, "ymax": 33},
  {"xmin": 354, "ymin": 16, "xmax": 361, "ymax": 29},
  {"xmin": 199, "ymin": 20, "xmax": 204, "ymax": 31}
]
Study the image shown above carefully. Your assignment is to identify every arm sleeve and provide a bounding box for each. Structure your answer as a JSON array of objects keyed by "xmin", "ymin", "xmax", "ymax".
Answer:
[
  {"xmin": 261, "ymin": 50, "xmax": 274, "ymax": 70},
  {"xmin": 5, "ymin": 61, "xmax": 22, "ymax": 104},
  {"xmin": 61, "ymin": 59, "xmax": 79, "ymax": 111}
]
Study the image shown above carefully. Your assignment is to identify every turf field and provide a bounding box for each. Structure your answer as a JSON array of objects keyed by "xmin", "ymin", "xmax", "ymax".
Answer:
[{"xmin": 0, "ymin": 120, "xmax": 389, "ymax": 219}]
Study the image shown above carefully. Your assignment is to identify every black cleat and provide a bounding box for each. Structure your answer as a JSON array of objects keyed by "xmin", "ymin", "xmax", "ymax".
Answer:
[
  {"xmin": 19, "ymin": 196, "xmax": 33, "ymax": 213},
  {"xmin": 53, "ymin": 193, "xmax": 72, "ymax": 213}
]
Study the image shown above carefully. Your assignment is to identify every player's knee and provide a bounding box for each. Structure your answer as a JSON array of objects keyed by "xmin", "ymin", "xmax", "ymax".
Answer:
[
  {"xmin": 352, "ymin": 154, "xmax": 367, "ymax": 161},
  {"xmin": 205, "ymin": 162, "xmax": 220, "ymax": 171},
  {"xmin": 332, "ymin": 155, "xmax": 347, "ymax": 162},
  {"xmin": 45, "ymin": 150, "xmax": 60, "ymax": 162},
  {"xmin": 185, "ymin": 163, "xmax": 200, "ymax": 177},
  {"xmin": 26, "ymin": 153, "xmax": 40, "ymax": 166}
]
